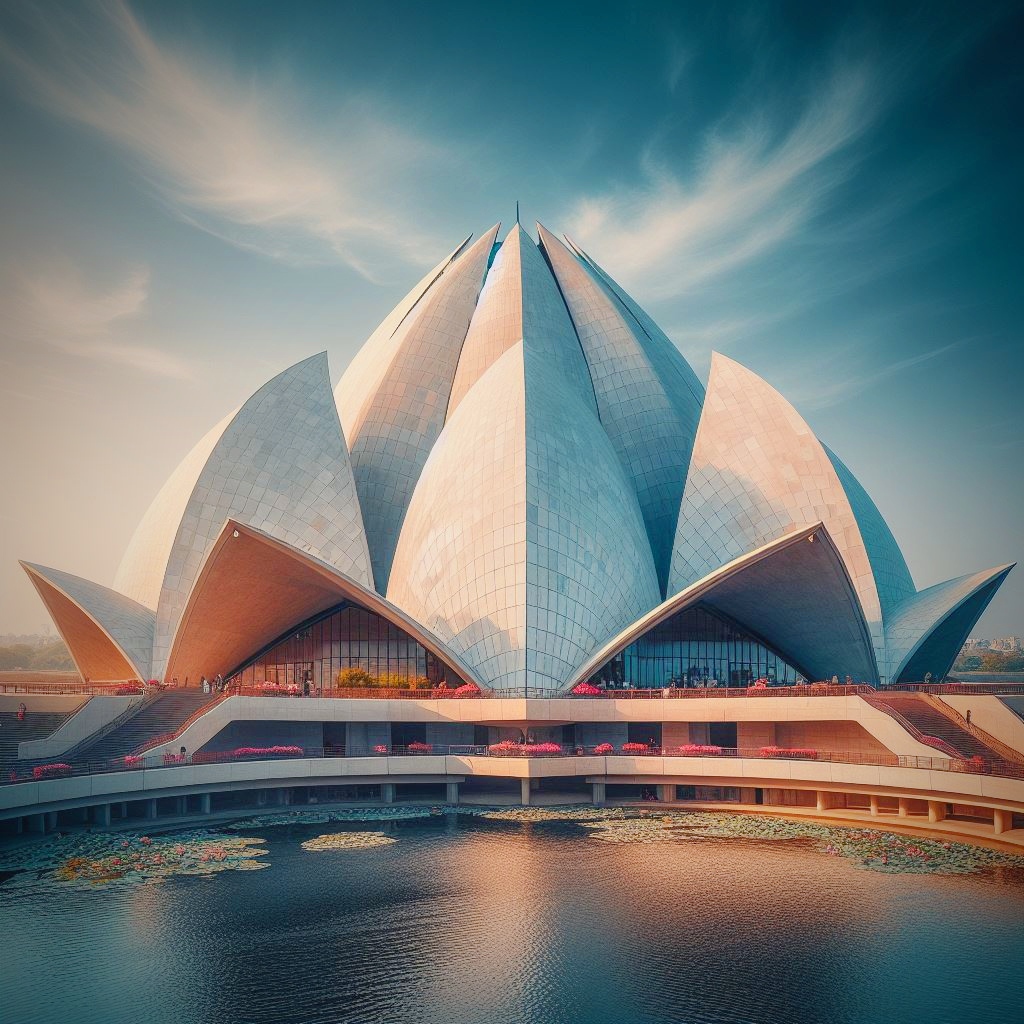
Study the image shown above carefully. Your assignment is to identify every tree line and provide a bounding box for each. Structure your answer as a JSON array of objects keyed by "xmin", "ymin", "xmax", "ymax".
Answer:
[{"xmin": 0, "ymin": 640, "xmax": 76, "ymax": 671}]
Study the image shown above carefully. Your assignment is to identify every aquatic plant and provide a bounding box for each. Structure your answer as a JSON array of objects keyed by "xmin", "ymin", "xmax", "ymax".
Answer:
[{"xmin": 301, "ymin": 832, "xmax": 397, "ymax": 852}]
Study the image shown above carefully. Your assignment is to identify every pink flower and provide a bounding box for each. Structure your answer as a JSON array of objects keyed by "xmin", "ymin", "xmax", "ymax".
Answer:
[
  {"xmin": 593, "ymin": 743, "xmax": 614, "ymax": 755},
  {"xmin": 571, "ymin": 682, "xmax": 602, "ymax": 696}
]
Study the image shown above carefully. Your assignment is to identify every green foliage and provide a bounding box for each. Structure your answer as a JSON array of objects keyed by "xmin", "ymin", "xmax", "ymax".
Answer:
[
  {"xmin": 0, "ymin": 640, "xmax": 75, "ymax": 671},
  {"xmin": 953, "ymin": 650, "xmax": 1024, "ymax": 673},
  {"xmin": 335, "ymin": 667, "xmax": 375, "ymax": 688},
  {"xmin": 334, "ymin": 667, "xmax": 432, "ymax": 689}
]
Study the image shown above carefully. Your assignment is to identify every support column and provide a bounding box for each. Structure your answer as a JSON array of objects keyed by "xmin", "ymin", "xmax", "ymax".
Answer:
[
  {"xmin": 869, "ymin": 795, "xmax": 880, "ymax": 817},
  {"xmin": 446, "ymin": 782, "xmax": 460, "ymax": 805},
  {"xmin": 119, "ymin": 802, "xmax": 128, "ymax": 819},
  {"xmin": 520, "ymin": 778, "xmax": 532, "ymax": 806},
  {"xmin": 658, "ymin": 785, "xmax": 674, "ymax": 803},
  {"xmin": 26, "ymin": 813, "xmax": 46, "ymax": 833},
  {"xmin": 92, "ymin": 804, "xmax": 111, "ymax": 828},
  {"xmin": 176, "ymin": 796, "xmax": 188, "ymax": 816},
  {"xmin": 815, "ymin": 791, "xmax": 830, "ymax": 812},
  {"xmin": 381, "ymin": 783, "xmax": 396, "ymax": 804},
  {"xmin": 45, "ymin": 811, "xmax": 58, "ymax": 831},
  {"xmin": 898, "ymin": 798, "xmax": 910, "ymax": 817},
  {"xmin": 592, "ymin": 781, "xmax": 606, "ymax": 806},
  {"xmin": 993, "ymin": 808, "xmax": 1011, "ymax": 835},
  {"xmin": 928, "ymin": 801, "xmax": 946, "ymax": 824},
  {"xmin": 144, "ymin": 799, "xmax": 158, "ymax": 820},
  {"xmin": 275, "ymin": 788, "xmax": 288, "ymax": 806},
  {"xmin": 200, "ymin": 793, "xmax": 212, "ymax": 815}
]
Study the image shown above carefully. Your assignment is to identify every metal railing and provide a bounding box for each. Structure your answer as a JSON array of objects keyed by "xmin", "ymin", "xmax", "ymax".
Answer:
[
  {"xmin": 861, "ymin": 694, "xmax": 962, "ymax": 758},
  {"xmin": 130, "ymin": 693, "xmax": 231, "ymax": 756},
  {"xmin": 885, "ymin": 683, "xmax": 1024, "ymax": 695},
  {"xmin": 6, "ymin": 741, "xmax": 1024, "ymax": 788},
  {"xmin": 917, "ymin": 692, "xmax": 1024, "ymax": 766}
]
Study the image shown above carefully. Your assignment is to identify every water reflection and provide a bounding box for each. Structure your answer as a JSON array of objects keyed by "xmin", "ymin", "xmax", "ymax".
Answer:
[{"xmin": 2, "ymin": 816, "xmax": 1023, "ymax": 1024}]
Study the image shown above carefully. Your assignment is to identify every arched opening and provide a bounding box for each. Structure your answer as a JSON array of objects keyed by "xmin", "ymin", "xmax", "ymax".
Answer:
[
  {"xmin": 591, "ymin": 603, "xmax": 806, "ymax": 689},
  {"xmin": 227, "ymin": 601, "xmax": 464, "ymax": 692}
]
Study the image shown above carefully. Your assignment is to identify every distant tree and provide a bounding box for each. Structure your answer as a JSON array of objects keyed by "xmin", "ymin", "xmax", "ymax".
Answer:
[
  {"xmin": 28, "ymin": 640, "xmax": 76, "ymax": 670},
  {"xmin": 953, "ymin": 654, "xmax": 984, "ymax": 671},
  {"xmin": 0, "ymin": 644, "xmax": 35, "ymax": 670}
]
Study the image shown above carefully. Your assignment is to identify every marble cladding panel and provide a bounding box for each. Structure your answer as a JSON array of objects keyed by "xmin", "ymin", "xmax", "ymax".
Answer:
[
  {"xmin": 669, "ymin": 353, "xmax": 885, "ymax": 665},
  {"xmin": 387, "ymin": 345, "xmax": 528, "ymax": 693},
  {"xmin": 23, "ymin": 563, "xmax": 156, "ymax": 680},
  {"xmin": 539, "ymin": 225, "xmax": 703, "ymax": 592},
  {"xmin": 151, "ymin": 353, "xmax": 372, "ymax": 676},
  {"xmin": 524, "ymin": 349, "xmax": 661, "ymax": 694},
  {"xmin": 348, "ymin": 228, "xmax": 498, "ymax": 590}
]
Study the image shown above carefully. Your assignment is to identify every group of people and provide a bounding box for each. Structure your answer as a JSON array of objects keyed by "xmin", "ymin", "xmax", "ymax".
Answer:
[{"xmin": 200, "ymin": 674, "xmax": 227, "ymax": 695}]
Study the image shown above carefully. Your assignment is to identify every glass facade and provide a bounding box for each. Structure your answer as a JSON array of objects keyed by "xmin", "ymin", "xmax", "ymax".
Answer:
[
  {"xmin": 594, "ymin": 604, "xmax": 803, "ymax": 688},
  {"xmin": 228, "ymin": 602, "xmax": 460, "ymax": 690}
]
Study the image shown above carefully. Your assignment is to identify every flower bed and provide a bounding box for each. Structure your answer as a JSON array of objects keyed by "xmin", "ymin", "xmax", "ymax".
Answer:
[
  {"xmin": 620, "ymin": 742, "xmax": 651, "ymax": 754},
  {"xmin": 373, "ymin": 744, "xmax": 388, "ymax": 755},
  {"xmin": 673, "ymin": 743, "xmax": 723, "ymax": 756},
  {"xmin": 442, "ymin": 682, "xmax": 483, "ymax": 699},
  {"xmin": 759, "ymin": 746, "xmax": 818, "ymax": 760},
  {"xmin": 115, "ymin": 684, "xmax": 144, "ymax": 695},
  {"xmin": 593, "ymin": 742, "xmax": 614, "ymax": 755},
  {"xmin": 257, "ymin": 682, "xmax": 301, "ymax": 696},
  {"xmin": 571, "ymin": 681, "xmax": 602, "ymax": 696},
  {"xmin": 405, "ymin": 741, "xmax": 433, "ymax": 754},
  {"xmin": 487, "ymin": 741, "xmax": 563, "ymax": 757},
  {"xmin": 33, "ymin": 762, "xmax": 72, "ymax": 780},
  {"xmin": 123, "ymin": 754, "xmax": 143, "ymax": 767},
  {"xmin": 231, "ymin": 745, "xmax": 304, "ymax": 758}
]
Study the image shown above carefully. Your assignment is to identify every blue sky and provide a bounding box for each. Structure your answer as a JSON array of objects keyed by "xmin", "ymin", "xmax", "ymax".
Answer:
[{"xmin": 0, "ymin": 0, "xmax": 1021, "ymax": 636}]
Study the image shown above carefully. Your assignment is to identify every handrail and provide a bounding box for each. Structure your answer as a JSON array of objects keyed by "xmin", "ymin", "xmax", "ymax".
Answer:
[
  {"xmin": 888, "ymin": 682, "xmax": 1024, "ymax": 695},
  {"xmin": 860, "ymin": 694, "xmax": 962, "ymax": 758},
  {"xmin": 61, "ymin": 690, "xmax": 162, "ymax": 761},
  {"xmin": 5, "ymin": 742, "xmax": 1024, "ymax": 788},
  {"xmin": 918, "ymin": 693, "xmax": 1024, "ymax": 766},
  {"xmin": 130, "ymin": 693, "xmax": 231, "ymax": 755}
]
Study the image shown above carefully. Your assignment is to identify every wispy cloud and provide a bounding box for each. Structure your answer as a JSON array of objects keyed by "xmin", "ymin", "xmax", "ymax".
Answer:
[
  {"xmin": 0, "ymin": 0, "xmax": 448, "ymax": 278},
  {"xmin": 665, "ymin": 35, "xmax": 691, "ymax": 95},
  {"xmin": 565, "ymin": 54, "xmax": 879, "ymax": 302},
  {"xmin": 774, "ymin": 339, "xmax": 964, "ymax": 411},
  {"xmin": 2, "ymin": 264, "xmax": 191, "ymax": 378}
]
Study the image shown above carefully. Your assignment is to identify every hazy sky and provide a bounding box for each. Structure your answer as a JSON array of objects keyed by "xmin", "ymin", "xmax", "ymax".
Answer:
[{"xmin": 1, "ymin": 0, "xmax": 1021, "ymax": 637}]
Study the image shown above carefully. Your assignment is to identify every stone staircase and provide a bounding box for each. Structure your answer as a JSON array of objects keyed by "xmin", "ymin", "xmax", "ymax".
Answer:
[
  {"xmin": 71, "ymin": 691, "xmax": 214, "ymax": 765},
  {"xmin": 0, "ymin": 709, "xmax": 80, "ymax": 772},
  {"xmin": 871, "ymin": 693, "xmax": 1017, "ymax": 769}
]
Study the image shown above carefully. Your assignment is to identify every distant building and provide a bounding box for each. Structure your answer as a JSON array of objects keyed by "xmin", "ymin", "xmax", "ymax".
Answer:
[
  {"xmin": 991, "ymin": 637, "xmax": 1022, "ymax": 653},
  {"xmin": 961, "ymin": 638, "xmax": 990, "ymax": 652}
]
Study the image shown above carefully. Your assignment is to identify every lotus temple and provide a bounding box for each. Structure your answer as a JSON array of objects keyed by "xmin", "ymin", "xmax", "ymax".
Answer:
[{"xmin": 3, "ymin": 222, "xmax": 1023, "ymax": 847}]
